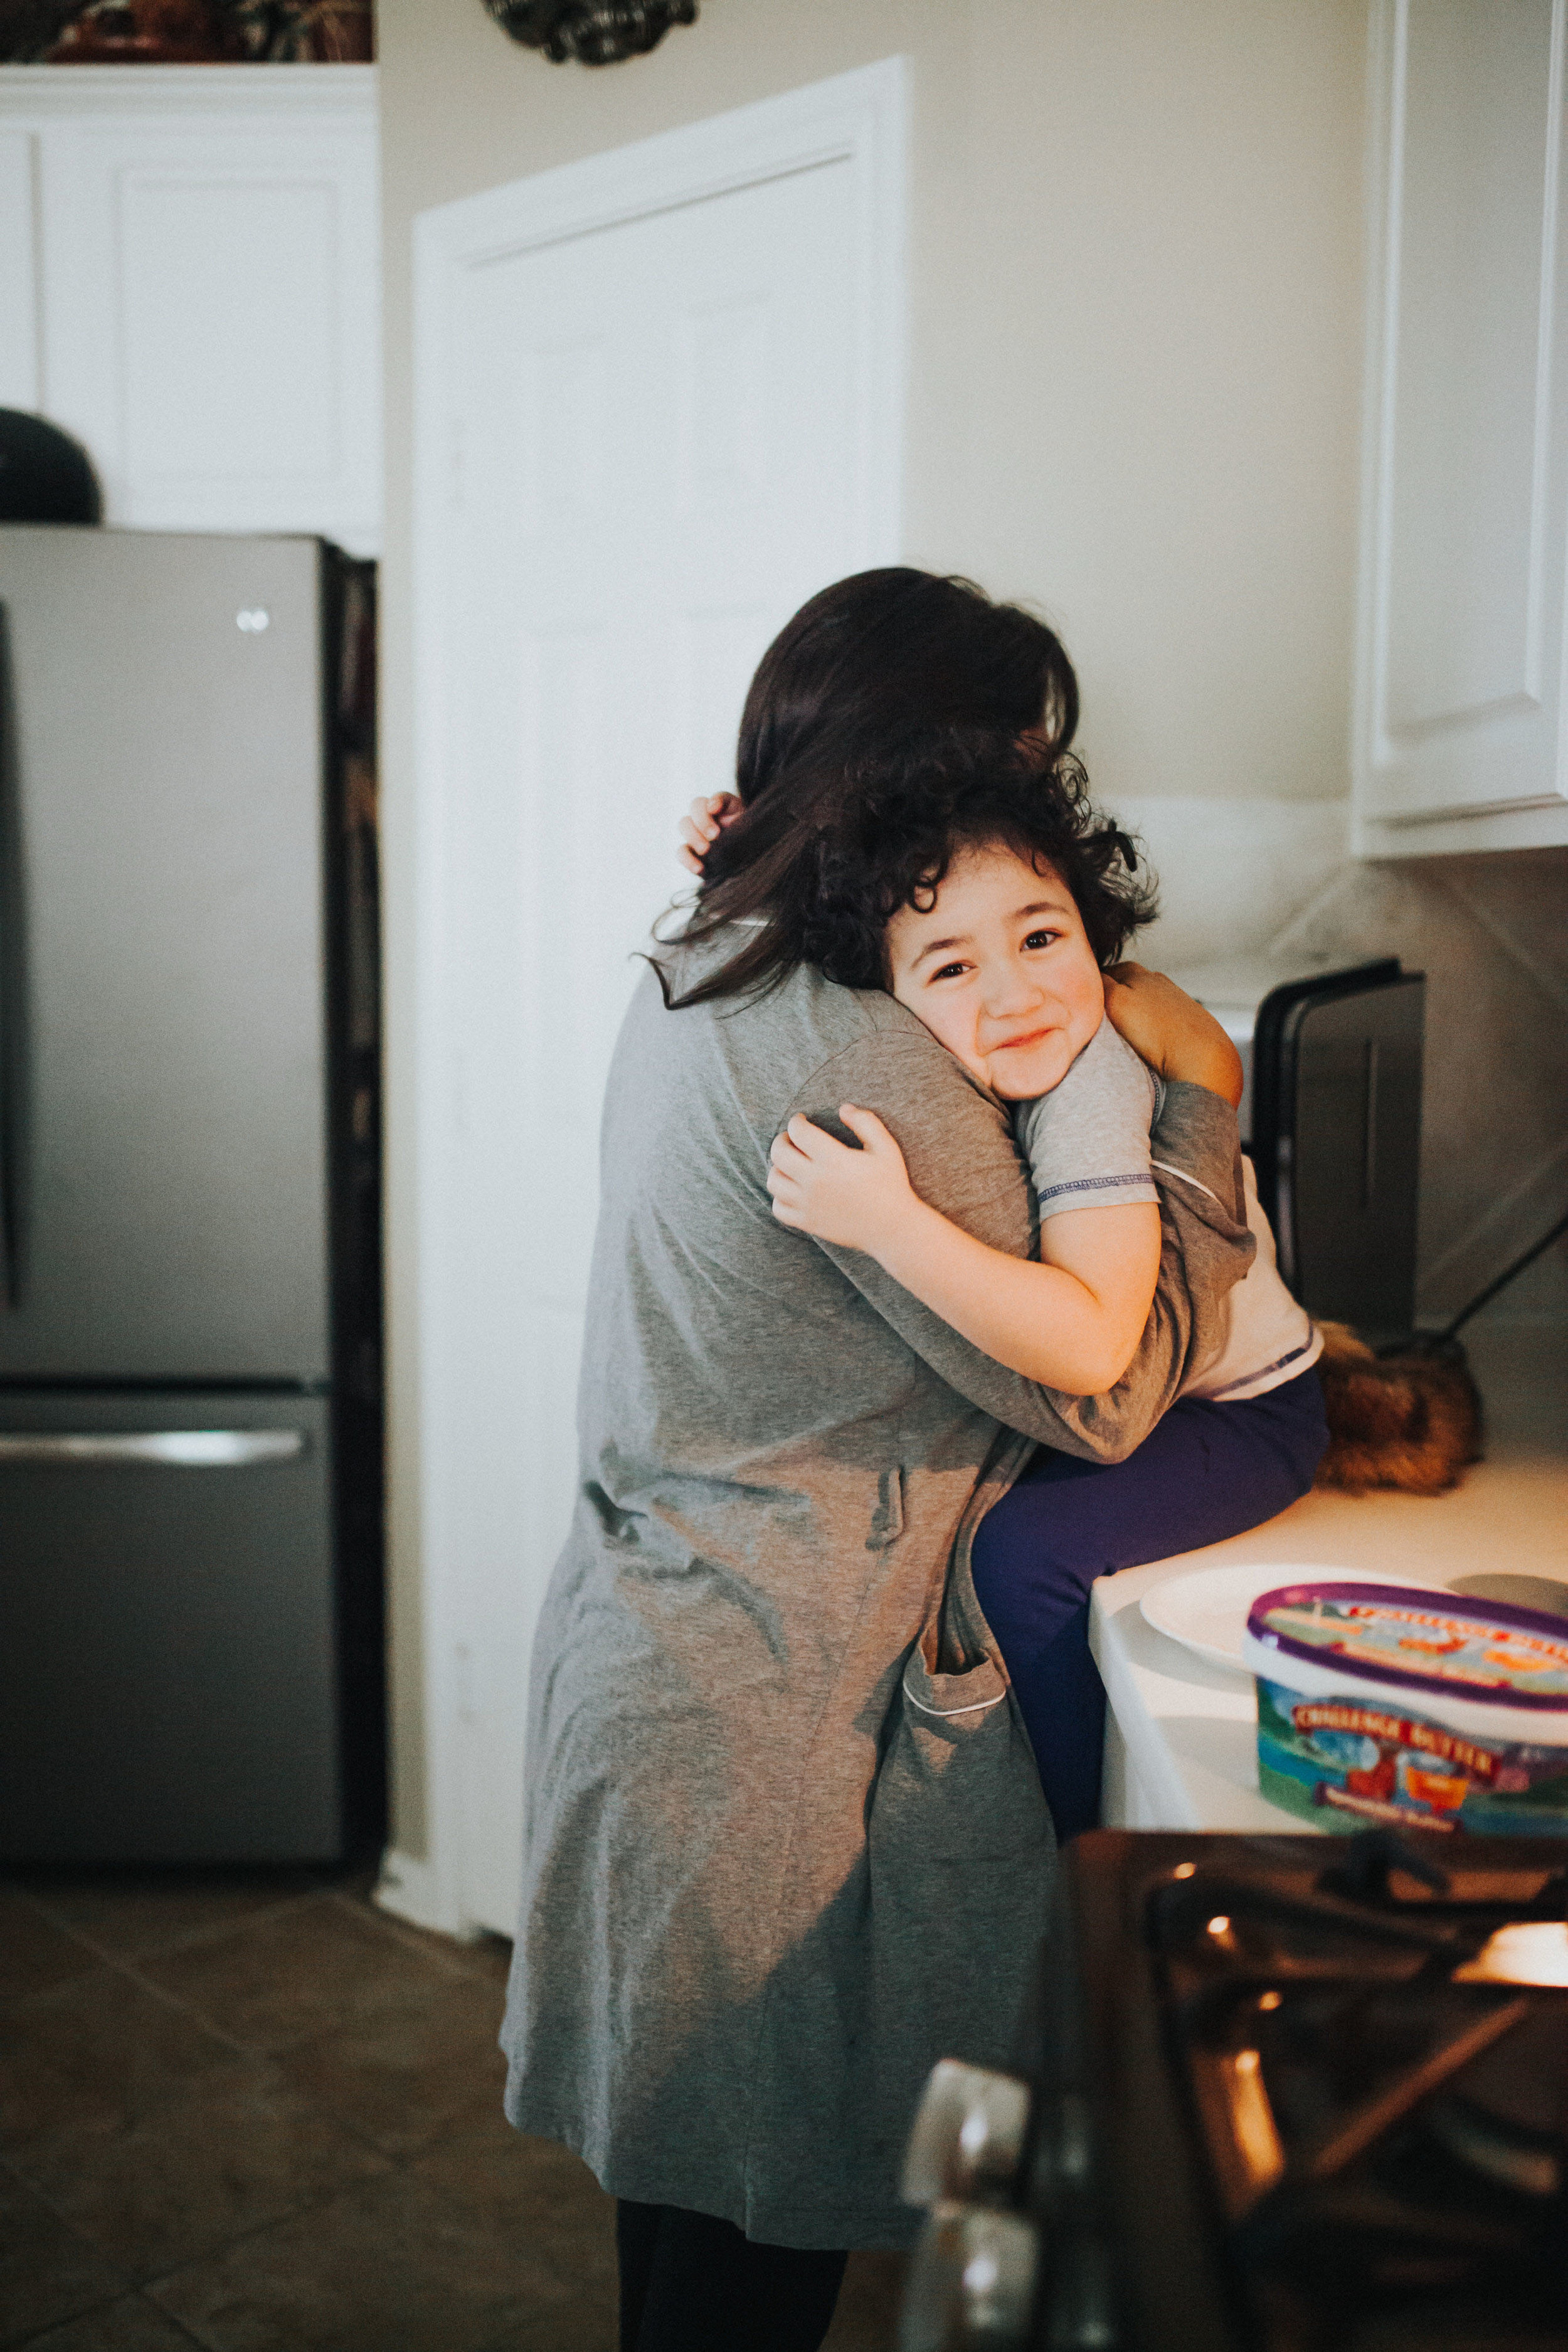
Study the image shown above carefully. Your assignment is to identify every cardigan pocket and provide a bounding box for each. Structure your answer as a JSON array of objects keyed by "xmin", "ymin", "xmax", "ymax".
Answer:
[
  {"xmin": 886, "ymin": 1628, "xmax": 1047, "ymax": 1862},
  {"xmin": 864, "ymin": 1624, "xmax": 1054, "ymax": 2188}
]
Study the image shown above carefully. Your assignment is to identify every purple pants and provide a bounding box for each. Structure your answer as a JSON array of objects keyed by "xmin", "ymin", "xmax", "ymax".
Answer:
[{"xmin": 969, "ymin": 1368, "xmax": 1328, "ymax": 1841}]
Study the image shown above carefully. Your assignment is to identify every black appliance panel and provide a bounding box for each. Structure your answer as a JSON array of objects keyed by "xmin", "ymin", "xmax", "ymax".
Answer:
[{"xmin": 1253, "ymin": 961, "xmax": 1425, "ymax": 1344}]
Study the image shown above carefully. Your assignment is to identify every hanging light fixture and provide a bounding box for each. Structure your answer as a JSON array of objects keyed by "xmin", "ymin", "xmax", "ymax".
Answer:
[{"xmin": 484, "ymin": 0, "xmax": 697, "ymax": 66}]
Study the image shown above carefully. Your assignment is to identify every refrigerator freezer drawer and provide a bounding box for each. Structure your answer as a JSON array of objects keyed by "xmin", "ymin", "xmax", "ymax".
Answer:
[{"xmin": 0, "ymin": 1389, "xmax": 344, "ymax": 1863}]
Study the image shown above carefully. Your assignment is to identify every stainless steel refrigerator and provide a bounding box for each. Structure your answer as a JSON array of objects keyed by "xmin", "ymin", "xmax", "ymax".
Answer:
[{"xmin": 0, "ymin": 526, "xmax": 383, "ymax": 1863}]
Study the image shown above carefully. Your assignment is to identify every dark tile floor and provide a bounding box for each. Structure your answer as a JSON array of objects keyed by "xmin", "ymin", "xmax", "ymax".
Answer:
[{"xmin": 0, "ymin": 1867, "xmax": 905, "ymax": 2351}]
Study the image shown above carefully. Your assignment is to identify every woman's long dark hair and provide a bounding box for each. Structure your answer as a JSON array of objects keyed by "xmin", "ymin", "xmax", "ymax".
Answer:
[{"xmin": 654, "ymin": 569, "xmax": 1086, "ymax": 1009}]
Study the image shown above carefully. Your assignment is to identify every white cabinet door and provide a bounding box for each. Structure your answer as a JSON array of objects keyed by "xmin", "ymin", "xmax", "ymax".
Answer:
[
  {"xmin": 1354, "ymin": 1, "xmax": 1568, "ymax": 854},
  {"xmin": 0, "ymin": 66, "xmax": 379, "ymax": 555},
  {"xmin": 413, "ymin": 64, "xmax": 903, "ymax": 1938}
]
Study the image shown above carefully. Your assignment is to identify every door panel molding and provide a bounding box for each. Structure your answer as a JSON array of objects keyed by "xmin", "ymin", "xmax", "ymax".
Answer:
[{"xmin": 0, "ymin": 128, "xmax": 40, "ymax": 410}]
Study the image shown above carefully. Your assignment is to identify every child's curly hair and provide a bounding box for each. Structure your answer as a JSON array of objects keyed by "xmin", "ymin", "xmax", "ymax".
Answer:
[{"xmin": 795, "ymin": 729, "xmax": 1158, "ymax": 990}]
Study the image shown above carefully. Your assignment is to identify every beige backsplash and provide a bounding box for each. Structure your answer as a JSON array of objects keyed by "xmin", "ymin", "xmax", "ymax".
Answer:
[{"xmin": 1113, "ymin": 798, "xmax": 1568, "ymax": 1330}]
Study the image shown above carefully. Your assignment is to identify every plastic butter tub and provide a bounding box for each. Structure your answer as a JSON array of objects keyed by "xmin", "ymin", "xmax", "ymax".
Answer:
[{"xmin": 1241, "ymin": 1581, "xmax": 1568, "ymax": 1835}]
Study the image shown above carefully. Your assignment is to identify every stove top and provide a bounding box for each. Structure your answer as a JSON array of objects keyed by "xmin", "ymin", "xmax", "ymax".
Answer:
[
  {"xmin": 1145, "ymin": 1832, "xmax": 1567, "ymax": 2350},
  {"xmin": 901, "ymin": 1830, "xmax": 1568, "ymax": 2351}
]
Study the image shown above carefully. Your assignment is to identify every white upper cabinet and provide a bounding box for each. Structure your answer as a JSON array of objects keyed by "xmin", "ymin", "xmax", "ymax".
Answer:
[
  {"xmin": 0, "ymin": 66, "xmax": 379, "ymax": 556},
  {"xmin": 1355, "ymin": 0, "xmax": 1568, "ymax": 854}
]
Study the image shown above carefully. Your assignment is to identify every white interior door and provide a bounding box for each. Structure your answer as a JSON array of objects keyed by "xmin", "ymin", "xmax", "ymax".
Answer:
[{"xmin": 413, "ymin": 66, "xmax": 904, "ymax": 1937}]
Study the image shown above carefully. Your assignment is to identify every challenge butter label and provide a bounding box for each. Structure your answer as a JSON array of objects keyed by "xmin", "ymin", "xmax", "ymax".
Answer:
[
  {"xmin": 1289, "ymin": 1701, "xmax": 1500, "ymax": 1778},
  {"xmin": 1256, "ymin": 1677, "xmax": 1568, "ymax": 1835}
]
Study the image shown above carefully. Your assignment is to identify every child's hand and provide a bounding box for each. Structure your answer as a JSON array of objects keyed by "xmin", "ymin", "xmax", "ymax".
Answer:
[
  {"xmin": 767, "ymin": 1104, "xmax": 919, "ymax": 1253},
  {"xmin": 678, "ymin": 792, "xmax": 744, "ymax": 875},
  {"xmin": 1104, "ymin": 963, "xmax": 1244, "ymax": 1110}
]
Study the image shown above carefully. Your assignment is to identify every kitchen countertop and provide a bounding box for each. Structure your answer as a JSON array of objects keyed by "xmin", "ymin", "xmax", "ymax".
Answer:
[{"xmin": 1088, "ymin": 1322, "xmax": 1568, "ymax": 1833}]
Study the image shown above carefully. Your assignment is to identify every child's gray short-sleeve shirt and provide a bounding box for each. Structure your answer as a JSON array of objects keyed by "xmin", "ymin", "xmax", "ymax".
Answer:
[
  {"xmin": 1013, "ymin": 1017, "xmax": 1163, "ymax": 1217},
  {"xmin": 1015, "ymin": 1014, "xmax": 1322, "ymax": 1403}
]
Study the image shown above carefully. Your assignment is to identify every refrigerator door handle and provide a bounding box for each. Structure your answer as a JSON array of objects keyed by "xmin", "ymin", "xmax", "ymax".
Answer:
[{"xmin": 0, "ymin": 1429, "xmax": 307, "ymax": 1468}]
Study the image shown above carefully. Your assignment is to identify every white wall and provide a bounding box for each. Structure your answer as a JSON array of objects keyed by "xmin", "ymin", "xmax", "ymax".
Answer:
[{"xmin": 375, "ymin": 0, "xmax": 1370, "ymax": 1857}]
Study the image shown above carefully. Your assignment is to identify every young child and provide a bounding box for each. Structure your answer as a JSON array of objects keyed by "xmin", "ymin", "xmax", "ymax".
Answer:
[
  {"xmin": 680, "ymin": 797, "xmax": 1320, "ymax": 1412},
  {"xmin": 679, "ymin": 757, "xmax": 1327, "ymax": 1838}
]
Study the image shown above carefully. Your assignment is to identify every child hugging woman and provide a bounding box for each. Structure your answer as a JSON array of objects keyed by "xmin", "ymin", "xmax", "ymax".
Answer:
[{"xmin": 681, "ymin": 667, "xmax": 1325, "ymax": 1846}]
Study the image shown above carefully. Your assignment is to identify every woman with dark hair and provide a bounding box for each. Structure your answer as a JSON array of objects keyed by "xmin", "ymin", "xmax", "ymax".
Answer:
[{"xmin": 501, "ymin": 571, "xmax": 1272, "ymax": 2351}]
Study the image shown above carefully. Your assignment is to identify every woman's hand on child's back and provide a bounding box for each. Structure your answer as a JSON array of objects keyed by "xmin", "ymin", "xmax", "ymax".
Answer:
[
  {"xmin": 768, "ymin": 1106, "xmax": 920, "ymax": 1254},
  {"xmin": 1104, "ymin": 965, "xmax": 1244, "ymax": 1110}
]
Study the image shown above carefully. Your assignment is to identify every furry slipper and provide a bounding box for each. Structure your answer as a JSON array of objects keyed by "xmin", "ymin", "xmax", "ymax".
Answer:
[{"xmin": 1313, "ymin": 1322, "xmax": 1483, "ymax": 1496}]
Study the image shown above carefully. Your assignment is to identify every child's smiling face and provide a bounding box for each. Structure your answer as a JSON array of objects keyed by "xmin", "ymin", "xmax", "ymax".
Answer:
[{"xmin": 884, "ymin": 841, "xmax": 1105, "ymax": 1101}]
